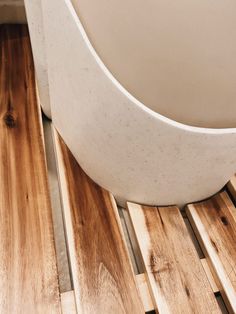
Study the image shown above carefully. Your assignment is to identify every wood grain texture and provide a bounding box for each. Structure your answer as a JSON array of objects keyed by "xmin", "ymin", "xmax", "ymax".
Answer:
[
  {"xmin": 200, "ymin": 258, "xmax": 219, "ymax": 294},
  {"xmin": 187, "ymin": 191, "xmax": 236, "ymax": 313},
  {"xmin": 53, "ymin": 130, "xmax": 144, "ymax": 314},
  {"xmin": 127, "ymin": 203, "xmax": 220, "ymax": 314},
  {"xmin": 0, "ymin": 25, "xmax": 61, "ymax": 313},
  {"xmin": 136, "ymin": 274, "xmax": 154, "ymax": 312}
]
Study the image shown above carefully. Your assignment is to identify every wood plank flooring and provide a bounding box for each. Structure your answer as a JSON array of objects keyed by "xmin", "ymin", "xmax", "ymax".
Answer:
[{"xmin": 0, "ymin": 25, "xmax": 61, "ymax": 313}]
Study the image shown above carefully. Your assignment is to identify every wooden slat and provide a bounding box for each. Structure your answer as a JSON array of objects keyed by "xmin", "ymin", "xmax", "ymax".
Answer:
[
  {"xmin": 228, "ymin": 174, "xmax": 236, "ymax": 203},
  {"xmin": 53, "ymin": 130, "xmax": 144, "ymax": 314},
  {"xmin": 118, "ymin": 208, "xmax": 139, "ymax": 274},
  {"xmin": 136, "ymin": 274, "xmax": 154, "ymax": 312},
  {"xmin": 187, "ymin": 191, "xmax": 236, "ymax": 313},
  {"xmin": 127, "ymin": 203, "xmax": 220, "ymax": 314},
  {"xmin": 200, "ymin": 258, "xmax": 219, "ymax": 294},
  {"xmin": 122, "ymin": 208, "xmax": 145, "ymax": 274},
  {"xmin": 61, "ymin": 291, "xmax": 77, "ymax": 314},
  {"xmin": 0, "ymin": 25, "xmax": 60, "ymax": 313}
]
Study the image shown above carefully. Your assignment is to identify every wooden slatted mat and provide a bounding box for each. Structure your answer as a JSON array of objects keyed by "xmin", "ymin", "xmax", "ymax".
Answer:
[
  {"xmin": 127, "ymin": 203, "xmax": 221, "ymax": 314},
  {"xmin": 187, "ymin": 191, "xmax": 236, "ymax": 313},
  {"xmin": 0, "ymin": 25, "xmax": 61, "ymax": 312},
  {"xmin": 53, "ymin": 130, "xmax": 144, "ymax": 313}
]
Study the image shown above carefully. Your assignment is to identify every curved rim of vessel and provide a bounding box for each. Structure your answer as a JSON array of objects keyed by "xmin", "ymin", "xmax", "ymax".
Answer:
[{"xmin": 68, "ymin": 0, "xmax": 236, "ymax": 136}]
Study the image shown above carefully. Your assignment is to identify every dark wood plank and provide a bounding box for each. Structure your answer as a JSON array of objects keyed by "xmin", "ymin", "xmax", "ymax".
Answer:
[
  {"xmin": 187, "ymin": 191, "xmax": 236, "ymax": 313},
  {"xmin": 0, "ymin": 25, "xmax": 61, "ymax": 313},
  {"xmin": 54, "ymin": 129, "xmax": 144, "ymax": 314},
  {"xmin": 127, "ymin": 203, "xmax": 220, "ymax": 314}
]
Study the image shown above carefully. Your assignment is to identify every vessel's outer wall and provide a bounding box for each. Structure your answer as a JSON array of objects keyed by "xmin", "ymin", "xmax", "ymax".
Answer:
[
  {"xmin": 30, "ymin": 0, "xmax": 236, "ymax": 206},
  {"xmin": 24, "ymin": 0, "xmax": 51, "ymax": 118}
]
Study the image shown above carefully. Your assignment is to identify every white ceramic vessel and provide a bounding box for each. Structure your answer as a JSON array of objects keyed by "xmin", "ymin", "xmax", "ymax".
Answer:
[{"xmin": 25, "ymin": 0, "xmax": 236, "ymax": 206}]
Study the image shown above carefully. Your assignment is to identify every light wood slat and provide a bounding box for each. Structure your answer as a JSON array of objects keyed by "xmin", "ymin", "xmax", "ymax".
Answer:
[
  {"xmin": 53, "ymin": 130, "xmax": 144, "ymax": 314},
  {"xmin": 122, "ymin": 208, "xmax": 145, "ymax": 274},
  {"xmin": 136, "ymin": 274, "xmax": 154, "ymax": 312},
  {"xmin": 61, "ymin": 291, "xmax": 77, "ymax": 314},
  {"xmin": 227, "ymin": 175, "xmax": 236, "ymax": 204},
  {"xmin": 186, "ymin": 191, "xmax": 236, "ymax": 313},
  {"xmin": 127, "ymin": 203, "xmax": 220, "ymax": 314},
  {"xmin": 118, "ymin": 208, "xmax": 139, "ymax": 274},
  {"xmin": 201, "ymin": 258, "xmax": 219, "ymax": 294},
  {"xmin": 0, "ymin": 25, "xmax": 61, "ymax": 313}
]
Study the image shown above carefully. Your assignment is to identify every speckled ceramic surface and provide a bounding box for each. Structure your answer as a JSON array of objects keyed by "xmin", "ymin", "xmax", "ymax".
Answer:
[
  {"xmin": 24, "ymin": 0, "xmax": 51, "ymax": 118},
  {"xmin": 29, "ymin": 0, "xmax": 236, "ymax": 206}
]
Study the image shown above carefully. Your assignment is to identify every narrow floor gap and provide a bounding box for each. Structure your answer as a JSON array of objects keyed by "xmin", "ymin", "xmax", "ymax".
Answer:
[{"xmin": 42, "ymin": 114, "xmax": 73, "ymax": 293}]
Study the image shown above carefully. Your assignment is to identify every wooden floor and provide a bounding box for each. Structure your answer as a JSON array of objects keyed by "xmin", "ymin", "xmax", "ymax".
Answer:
[
  {"xmin": 0, "ymin": 25, "xmax": 61, "ymax": 313},
  {"xmin": 1, "ymin": 24, "xmax": 236, "ymax": 313}
]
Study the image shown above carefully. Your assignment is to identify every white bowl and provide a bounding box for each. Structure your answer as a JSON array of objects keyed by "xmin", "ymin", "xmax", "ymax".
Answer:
[{"xmin": 26, "ymin": 0, "xmax": 236, "ymax": 206}]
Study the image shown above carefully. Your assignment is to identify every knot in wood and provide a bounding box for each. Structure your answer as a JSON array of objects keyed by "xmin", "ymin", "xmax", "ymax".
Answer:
[{"xmin": 4, "ymin": 113, "xmax": 16, "ymax": 128}]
